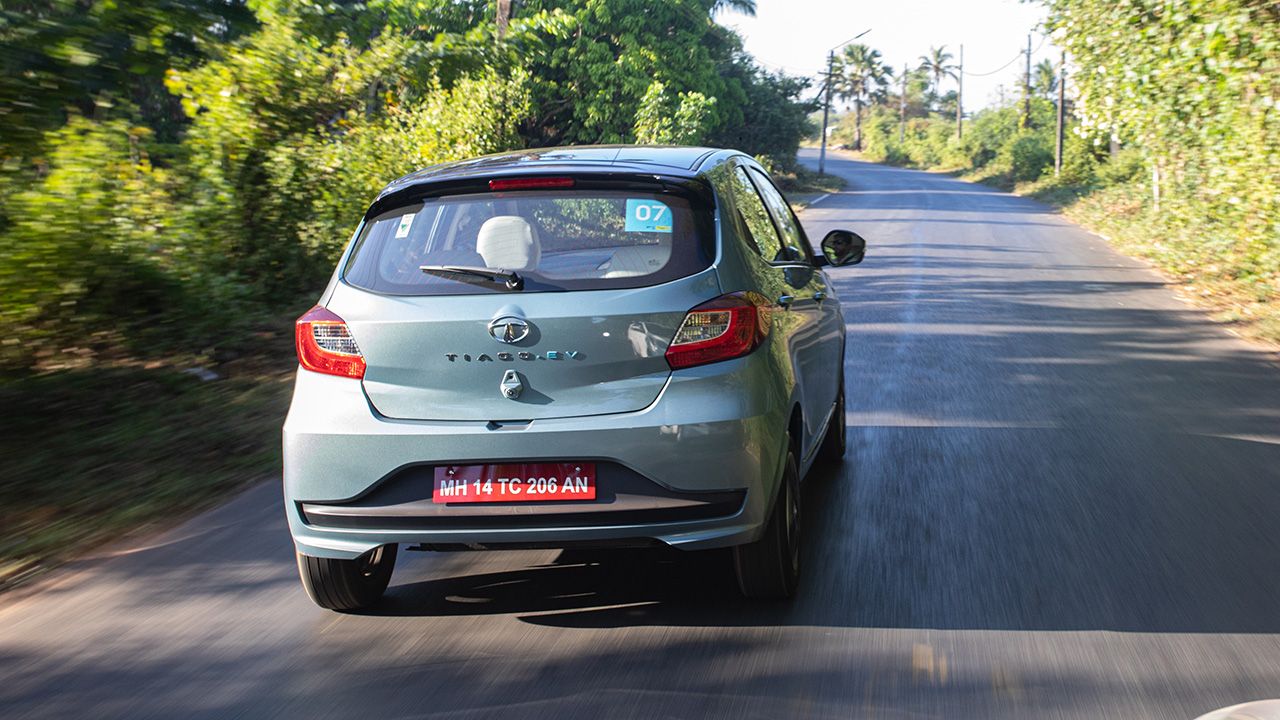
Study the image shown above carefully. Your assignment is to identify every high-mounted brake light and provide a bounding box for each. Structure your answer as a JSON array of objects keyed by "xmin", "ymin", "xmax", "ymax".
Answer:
[
  {"xmin": 665, "ymin": 292, "xmax": 771, "ymax": 370},
  {"xmin": 295, "ymin": 306, "xmax": 366, "ymax": 379},
  {"xmin": 488, "ymin": 177, "xmax": 575, "ymax": 191}
]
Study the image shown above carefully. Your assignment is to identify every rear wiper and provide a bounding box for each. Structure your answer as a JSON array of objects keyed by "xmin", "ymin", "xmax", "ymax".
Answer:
[{"xmin": 420, "ymin": 264, "xmax": 524, "ymax": 291}]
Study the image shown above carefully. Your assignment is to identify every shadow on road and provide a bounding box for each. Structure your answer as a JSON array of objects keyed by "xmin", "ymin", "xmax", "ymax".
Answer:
[{"xmin": 367, "ymin": 262, "xmax": 1280, "ymax": 636}]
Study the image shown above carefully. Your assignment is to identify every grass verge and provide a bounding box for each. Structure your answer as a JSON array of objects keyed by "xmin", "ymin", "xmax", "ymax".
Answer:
[
  {"xmin": 776, "ymin": 165, "xmax": 846, "ymax": 209},
  {"xmin": 0, "ymin": 352, "xmax": 295, "ymax": 592},
  {"xmin": 956, "ymin": 166, "xmax": 1280, "ymax": 349}
]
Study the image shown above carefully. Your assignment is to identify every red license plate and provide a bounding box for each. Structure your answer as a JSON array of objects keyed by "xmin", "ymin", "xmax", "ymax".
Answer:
[{"xmin": 433, "ymin": 463, "xmax": 597, "ymax": 504}]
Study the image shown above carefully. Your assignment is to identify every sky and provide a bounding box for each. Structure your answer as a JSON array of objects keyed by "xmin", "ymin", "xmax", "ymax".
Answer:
[{"xmin": 721, "ymin": 0, "xmax": 1058, "ymax": 112}]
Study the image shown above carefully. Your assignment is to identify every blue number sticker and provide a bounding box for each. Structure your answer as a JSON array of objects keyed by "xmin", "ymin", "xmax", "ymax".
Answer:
[{"xmin": 625, "ymin": 199, "xmax": 672, "ymax": 233}]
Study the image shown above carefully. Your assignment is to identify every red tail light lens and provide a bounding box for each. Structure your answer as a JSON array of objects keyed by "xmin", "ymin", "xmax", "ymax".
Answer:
[
  {"xmin": 665, "ymin": 292, "xmax": 771, "ymax": 370},
  {"xmin": 295, "ymin": 306, "xmax": 366, "ymax": 379},
  {"xmin": 488, "ymin": 177, "xmax": 575, "ymax": 191}
]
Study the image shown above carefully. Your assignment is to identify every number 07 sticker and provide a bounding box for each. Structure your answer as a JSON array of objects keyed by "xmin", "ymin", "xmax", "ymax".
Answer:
[{"xmin": 625, "ymin": 199, "xmax": 672, "ymax": 233}]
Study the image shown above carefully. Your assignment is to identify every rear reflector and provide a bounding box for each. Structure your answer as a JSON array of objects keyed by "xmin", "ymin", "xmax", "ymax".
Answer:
[
  {"xmin": 665, "ymin": 292, "xmax": 770, "ymax": 370},
  {"xmin": 488, "ymin": 176, "xmax": 575, "ymax": 191},
  {"xmin": 296, "ymin": 306, "xmax": 366, "ymax": 379}
]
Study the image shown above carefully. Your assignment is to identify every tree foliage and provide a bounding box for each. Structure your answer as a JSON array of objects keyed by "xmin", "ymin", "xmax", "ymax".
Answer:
[
  {"xmin": 830, "ymin": 3, "xmax": 1277, "ymax": 334},
  {"xmin": 834, "ymin": 44, "xmax": 892, "ymax": 150},
  {"xmin": 1044, "ymin": 0, "xmax": 1278, "ymax": 293},
  {"xmin": 918, "ymin": 45, "xmax": 958, "ymax": 110},
  {"xmin": 0, "ymin": 0, "xmax": 256, "ymax": 154},
  {"xmin": 0, "ymin": 0, "xmax": 815, "ymax": 371},
  {"xmin": 1032, "ymin": 59, "xmax": 1058, "ymax": 98},
  {"xmin": 515, "ymin": 0, "xmax": 741, "ymax": 145},
  {"xmin": 710, "ymin": 57, "xmax": 816, "ymax": 171},
  {"xmin": 634, "ymin": 82, "xmax": 717, "ymax": 145}
]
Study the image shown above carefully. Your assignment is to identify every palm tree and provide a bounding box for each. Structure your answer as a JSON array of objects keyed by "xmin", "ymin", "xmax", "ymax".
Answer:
[
  {"xmin": 834, "ymin": 44, "xmax": 892, "ymax": 150},
  {"xmin": 709, "ymin": 0, "xmax": 757, "ymax": 15},
  {"xmin": 917, "ymin": 45, "xmax": 958, "ymax": 112},
  {"xmin": 1033, "ymin": 58, "xmax": 1058, "ymax": 98}
]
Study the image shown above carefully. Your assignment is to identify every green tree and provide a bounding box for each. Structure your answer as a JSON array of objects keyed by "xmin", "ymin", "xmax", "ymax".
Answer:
[
  {"xmin": 710, "ymin": 58, "xmax": 816, "ymax": 170},
  {"xmin": 917, "ymin": 45, "xmax": 958, "ymax": 112},
  {"xmin": 515, "ymin": 0, "xmax": 744, "ymax": 145},
  {"xmin": 1044, "ymin": 0, "xmax": 1278, "ymax": 292},
  {"xmin": 164, "ymin": 5, "xmax": 551, "ymax": 297},
  {"xmin": 0, "ymin": 0, "xmax": 815, "ymax": 370},
  {"xmin": 634, "ymin": 82, "xmax": 717, "ymax": 145},
  {"xmin": 709, "ymin": 0, "xmax": 757, "ymax": 15},
  {"xmin": 0, "ymin": 117, "xmax": 198, "ymax": 366},
  {"xmin": 0, "ymin": 0, "xmax": 256, "ymax": 155},
  {"xmin": 1032, "ymin": 58, "xmax": 1058, "ymax": 99},
  {"xmin": 834, "ymin": 44, "xmax": 892, "ymax": 151}
]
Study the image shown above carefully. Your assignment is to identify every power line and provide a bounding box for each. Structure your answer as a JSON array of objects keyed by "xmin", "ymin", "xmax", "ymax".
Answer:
[
  {"xmin": 963, "ymin": 32, "xmax": 1047, "ymax": 77},
  {"xmin": 818, "ymin": 28, "xmax": 872, "ymax": 173},
  {"xmin": 963, "ymin": 51, "xmax": 1023, "ymax": 77}
]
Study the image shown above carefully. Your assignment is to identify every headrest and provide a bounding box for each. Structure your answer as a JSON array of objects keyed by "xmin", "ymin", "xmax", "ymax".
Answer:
[{"xmin": 476, "ymin": 216, "xmax": 540, "ymax": 271}]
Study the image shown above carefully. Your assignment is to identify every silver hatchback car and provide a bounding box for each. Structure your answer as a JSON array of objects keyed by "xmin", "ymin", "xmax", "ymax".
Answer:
[{"xmin": 283, "ymin": 146, "xmax": 866, "ymax": 610}]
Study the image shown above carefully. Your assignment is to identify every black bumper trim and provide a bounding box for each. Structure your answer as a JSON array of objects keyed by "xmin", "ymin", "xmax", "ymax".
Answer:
[{"xmin": 299, "ymin": 462, "xmax": 745, "ymax": 531}]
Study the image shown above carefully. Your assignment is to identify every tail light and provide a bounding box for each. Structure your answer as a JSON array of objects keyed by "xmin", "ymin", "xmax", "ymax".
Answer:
[
  {"xmin": 665, "ymin": 292, "xmax": 771, "ymax": 370},
  {"xmin": 295, "ymin": 306, "xmax": 366, "ymax": 379},
  {"xmin": 488, "ymin": 177, "xmax": 575, "ymax": 191}
]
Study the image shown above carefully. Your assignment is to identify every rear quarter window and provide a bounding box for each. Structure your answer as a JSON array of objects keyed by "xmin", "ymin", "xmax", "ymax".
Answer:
[
  {"xmin": 343, "ymin": 190, "xmax": 713, "ymax": 295},
  {"xmin": 728, "ymin": 166, "xmax": 787, "ymax": 263},
  {"xmin": 748, "ymin": 167, "xmax": 810, "ymax": 263}
]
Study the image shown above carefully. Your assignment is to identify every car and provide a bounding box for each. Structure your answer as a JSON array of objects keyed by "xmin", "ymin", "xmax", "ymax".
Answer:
[{"xmin": 283, "ymin": 145, "xmax": 867, "ymax": 610}]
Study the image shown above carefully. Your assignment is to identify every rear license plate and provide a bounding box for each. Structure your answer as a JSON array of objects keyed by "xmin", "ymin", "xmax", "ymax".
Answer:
[{"xmin": 432, "ymin": 463, "xmax": 597, "ymax": 504}]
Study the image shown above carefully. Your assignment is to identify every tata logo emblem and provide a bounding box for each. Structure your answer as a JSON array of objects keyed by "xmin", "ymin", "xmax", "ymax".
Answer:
[{"xmin": 488, "ymin": 316, "xmax": 529, "ymax": 344}]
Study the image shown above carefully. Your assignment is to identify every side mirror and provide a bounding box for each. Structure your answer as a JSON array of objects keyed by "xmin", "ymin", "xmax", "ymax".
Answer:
[{"xmin": 820, "ymin": 230, "xmax": 866, "ymax": 267}]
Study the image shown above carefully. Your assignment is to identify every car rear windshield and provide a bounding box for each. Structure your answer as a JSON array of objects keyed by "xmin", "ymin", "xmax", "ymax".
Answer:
[{"xmin": 343, "ymin": 189, "xmax": 713, "ymax": 295}]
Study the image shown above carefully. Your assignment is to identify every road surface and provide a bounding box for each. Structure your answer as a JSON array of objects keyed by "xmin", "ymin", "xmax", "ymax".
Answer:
[{"xmin": 4, "ymin": 149, "xmax": 1280, "ymax": 719}]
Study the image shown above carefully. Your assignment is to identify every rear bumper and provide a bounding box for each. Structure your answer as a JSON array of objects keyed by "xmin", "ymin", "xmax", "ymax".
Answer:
[{"xmin": 282, "ymin": 353, "xmax": 787, "ymax": 559}]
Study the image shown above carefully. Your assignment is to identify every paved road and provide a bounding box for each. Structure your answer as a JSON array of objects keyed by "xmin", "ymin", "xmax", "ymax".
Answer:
[{"xmin": 5, "ymin": 149, "xmax": 1280, "ymax": 719}]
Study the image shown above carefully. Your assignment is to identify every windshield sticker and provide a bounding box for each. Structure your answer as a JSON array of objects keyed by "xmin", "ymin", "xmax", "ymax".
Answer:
[
  {"xmin": 625, "ymin": 199, "xmax": 672, "ymax": 233},
  {"xmin": 394, "ymin": 212, "xmax": 416, "ymax": 239}
]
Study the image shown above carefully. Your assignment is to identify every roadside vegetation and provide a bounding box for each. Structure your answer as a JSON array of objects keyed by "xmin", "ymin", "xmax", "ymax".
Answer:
[
  {"xmin": 0, "ymin": 359, "xmax": 294, "ymax": 588},
  {"xmin": 777, "ymin": 164, "xmax": 846, "ymax": 208},
  {"xmin": 0, "ymin": 0, "xmax": 827, "ymax": 589},
  {"xmin": 828, "ymin": 0, "xmax": 1278, "ymax": 344}
]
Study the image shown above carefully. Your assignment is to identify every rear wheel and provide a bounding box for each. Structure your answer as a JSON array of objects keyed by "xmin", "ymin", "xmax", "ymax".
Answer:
[
  {"xmin": 297, "ymin": 544, "xmax": 398, "ymax": 612},
  {"xmin": 734, "ymin": 448, "xmax": 801, "ymax": 599},
  {"xmin": 817, "ymin": 380, "xmax": 846, "ymax": 465}
]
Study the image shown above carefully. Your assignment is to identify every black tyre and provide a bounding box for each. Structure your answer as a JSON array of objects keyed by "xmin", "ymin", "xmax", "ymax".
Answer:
[
  {"xmin": 733, "ymin": 448, "xmax": 801, "ymax": 599},
  {"xmin": 817, "ymin": 380, "xmax": 846, "ymax": 465},
  {"xmin": 297, "ymin": 544, "xmax": 398, "ymax": 612}
]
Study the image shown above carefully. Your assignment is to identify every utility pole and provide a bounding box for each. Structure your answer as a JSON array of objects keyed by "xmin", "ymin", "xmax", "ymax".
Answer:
[
  {"xmin": 899, "ymin": 62, "xmax": 907, "ymax": 143},
  {"xmin": 956, "ymin": 44, "xmax": 964, "ymax": 139},
  {"xmin": 1022, "ymin": 33, "xmax": 1032, "ymax": 127},
  {"xmin": 1055, "ymin": 50, "xmax": 1066, "ymax": 175},
  {"xmin": 817, "ymin": 29, "xmax": 871, "ymax": 174},
  {"xmin": 818, "ymin": 51, "xmax": 835, "ymax": 174}
]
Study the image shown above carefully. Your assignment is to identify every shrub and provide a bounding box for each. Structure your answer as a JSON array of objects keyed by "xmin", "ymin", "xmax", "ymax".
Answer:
[
  {"xmin": 1095, "ymin": 147, "xmax": 1145, "ymax": 187},
  {"xmin": 997, "ymin": 130, "xmax": 1056, "ymax": 182},
  {"xmin": 1058, "ymin": 131, "xmax": 1100, "ymax": 185},
  {"xmin": 0, "ymin": 118, "xmax": 210, "ymax": 368},
  {"xmin": 857, "ymin": 105, "xmax": 904, "ymax": 163},
  {"xmin": 272, "ymin": 71, "xmax": 533, "ymax": 263}
]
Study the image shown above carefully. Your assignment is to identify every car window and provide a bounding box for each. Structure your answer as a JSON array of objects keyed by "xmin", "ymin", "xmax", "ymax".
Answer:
[
  {"xmin": 343, "ymin": 190, "xmax": 711, "ymax": 295},
  {"xmin": 729, "ymin": 166, "xmax": 787, "ymax": 263},
  {"xmin": 748, "ymin": 167, "xmax": 808, "ymax": 262}
]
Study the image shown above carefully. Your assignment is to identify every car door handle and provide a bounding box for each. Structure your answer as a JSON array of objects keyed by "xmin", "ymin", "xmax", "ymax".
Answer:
[
  {"xmin": 814, "ymin": 291, "xmax": 826, "ymax": 303},
  {"xmin": 777, "ymin": 294, "xmax": 794, "ymax": 308}
]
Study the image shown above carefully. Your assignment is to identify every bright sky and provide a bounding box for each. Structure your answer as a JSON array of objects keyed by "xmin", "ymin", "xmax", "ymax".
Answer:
[{"xmin": 721, "ymin": 0, "xmax": 1057, "ymax": 111}]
